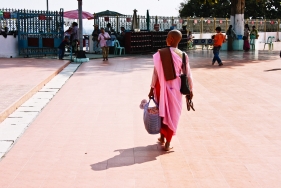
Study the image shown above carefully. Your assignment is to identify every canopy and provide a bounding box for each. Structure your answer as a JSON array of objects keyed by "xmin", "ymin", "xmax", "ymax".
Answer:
[
  {"xmin": 64, "ymin": 10, "xmax": 94, "ymax": 20},
  {"xmin": 95, "ymin": 10, "xmax": 124, "ymax": 16}
]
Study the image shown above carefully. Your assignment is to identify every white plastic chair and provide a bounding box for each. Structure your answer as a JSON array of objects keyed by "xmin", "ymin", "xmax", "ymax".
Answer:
[
  {"xmin": 114, "ymin": 40, "xmax": 125, "ymax": 55},
  {"xmin": 264, "ymin": 36, "xmax": 274, "ymax": 50}
]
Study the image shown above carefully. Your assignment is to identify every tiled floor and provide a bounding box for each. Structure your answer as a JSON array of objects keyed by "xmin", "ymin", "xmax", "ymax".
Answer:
[
  {"xmin": 0, "ymin": 50, "xmax": 281, "ymax": 188},
  {"xmin": 0, "ymin": 58, "xmax": 69, "ymax": 122}
]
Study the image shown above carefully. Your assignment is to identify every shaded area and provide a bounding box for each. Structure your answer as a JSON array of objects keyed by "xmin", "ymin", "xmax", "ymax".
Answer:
[
  {"xmin": 264, "ymin": 68, "xmax": 281, "ymax": 72},
  {"xmin": 90, "ymin": 144, "xmax": 171, "ymax": 171}
]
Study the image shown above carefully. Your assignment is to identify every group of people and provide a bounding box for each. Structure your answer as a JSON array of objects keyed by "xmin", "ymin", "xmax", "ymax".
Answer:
[
  {"xmin": 226, "ymin": 24, "xmax": 258, "ymax": 52},
  {"xmin": 58, "ymin": 22, "xmax": 127, "ymax": 60},
  {"xmin": 58, "ymin": 22, "xmax": 79, "ymax": 60},
  {"xmin": 243, "ymin": 24, "xmax": 259, "ymax": 52},
  {"xmin": 91, "ymin": 23, "xmax": 126, "ymax": 60},
  {"xmin": 212, "ymin": 24, "xmax": 259, "ymax": 66}
]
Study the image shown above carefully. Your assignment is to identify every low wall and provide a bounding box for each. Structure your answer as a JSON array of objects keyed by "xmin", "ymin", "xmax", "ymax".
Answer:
[{"xmin": 0, "ymin": 35, "xmax": 18, "ymax": 58}]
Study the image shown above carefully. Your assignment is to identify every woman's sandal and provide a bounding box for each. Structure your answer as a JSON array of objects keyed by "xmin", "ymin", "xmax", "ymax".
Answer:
[
  {"xmin": 164, "ymin": 143, "xmax": 173, "ymax": 151},
  {"xmin": 158, "ymin": 138, "xmax": 165, "ymax": 145}
]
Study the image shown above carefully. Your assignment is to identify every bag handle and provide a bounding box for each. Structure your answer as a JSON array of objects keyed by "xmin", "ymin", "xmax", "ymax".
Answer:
[
  {"xmin": 182, "ymin": 52, "xmax": 187, "ymax": 75},
  {"xmin": 148, "ymin": 98, "xmax": 159, "ymax": 108}
]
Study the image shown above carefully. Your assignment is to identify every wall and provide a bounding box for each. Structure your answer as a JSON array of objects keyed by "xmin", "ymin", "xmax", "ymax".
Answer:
[{"xmin": 0, "ymin": 35, "xmax": 18, "ymax": 58}]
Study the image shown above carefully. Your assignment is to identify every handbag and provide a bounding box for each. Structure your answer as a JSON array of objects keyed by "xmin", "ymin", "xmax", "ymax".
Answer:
[
  {"xmin": 180, "ymin": 53, "xmax": 195, "ymax": 111},
  {"xmin": 180, "ymin": 53, "xmax": 191, "ymax": 95},
  {"xmin": 143, "ymin": 98, "xmax": 161, "ymax": 134}
]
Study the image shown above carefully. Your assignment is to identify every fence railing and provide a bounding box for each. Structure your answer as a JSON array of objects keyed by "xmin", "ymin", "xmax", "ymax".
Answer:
[
  {"xmin": 92, "ymin": 15, "xmax": 280, "ymax": 34},
  {"xmin": 0, "ymin": 8, "xmax": 64, "ymax": 57},
  {"xmin": 1, "ymin": 8, "xmax": 280, "ymax": 34}
]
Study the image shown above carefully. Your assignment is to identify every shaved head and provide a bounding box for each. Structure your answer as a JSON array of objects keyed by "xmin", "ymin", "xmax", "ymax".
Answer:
[{"xmin": 166, "ymin": 29, "xmax": 182, "ymax": 47}]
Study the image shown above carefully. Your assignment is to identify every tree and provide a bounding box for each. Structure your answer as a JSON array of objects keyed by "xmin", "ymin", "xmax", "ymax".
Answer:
[
  {"xmin": 179, "ymin": 0, "xmax": 281, "ymax": 19},
  {"xmin": 179, "ymin": 0, "xmax": 281, "ymax": 35},
  {"xmin": 179, "ymin": 0, "xmax": 231, "ymax": 18}
]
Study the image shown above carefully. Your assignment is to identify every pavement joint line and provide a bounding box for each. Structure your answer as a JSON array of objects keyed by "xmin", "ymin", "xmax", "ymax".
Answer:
[{"xmin": 0, "ymin": 62, "xmax": 82, "ymax": 160}]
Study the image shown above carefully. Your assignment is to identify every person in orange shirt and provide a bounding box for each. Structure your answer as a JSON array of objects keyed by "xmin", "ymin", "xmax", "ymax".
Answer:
[{"xmin": 212, "ymin": 27, "xmax": 226, "ymax": 66}]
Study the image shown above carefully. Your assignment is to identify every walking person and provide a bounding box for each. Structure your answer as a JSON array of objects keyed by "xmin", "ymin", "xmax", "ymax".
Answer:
[
  {"xmin": 212, "ymin": 27, "xmax": 226, "ymax": 66},
  {"xmin": 97, "ymin": 28, "xmax": 111, "ymax": 61},
  {"xmin": 243, "ymin": 24, "xmax": 250, "ymax": 52},
  {"xmin": 148, "ymin": 30, "xmax": 194, "ymax": 151},
  {"xmin": 226, "ymin": 25, "xmax": 236, "ymax": 51}
]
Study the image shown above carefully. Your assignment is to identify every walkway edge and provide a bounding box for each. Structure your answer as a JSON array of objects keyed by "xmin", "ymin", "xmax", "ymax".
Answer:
[{"xmin": 0, "ymin": 61, "xmax": 71, "ymax": 123}]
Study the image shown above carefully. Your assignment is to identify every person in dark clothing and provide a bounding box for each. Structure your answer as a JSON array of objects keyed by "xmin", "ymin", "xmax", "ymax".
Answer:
[
  {"xmin": 226, "ymin": 25, "xmax": 237, "ymax": 51},
  {"xmin": 117, "ymin": 26, "xmax": 126, "ymax": 47},
  {"xmin": 92, "ymin": 24, "xmax": 101, "ymax": 53},
  {"xmin": 58, "ymin": 36, "xmax": 70, "ymax": 60}
]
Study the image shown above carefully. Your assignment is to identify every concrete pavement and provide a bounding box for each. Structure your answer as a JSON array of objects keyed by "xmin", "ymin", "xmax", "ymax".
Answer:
[
  {"xmin": 0, "ymin": 50, "xmax": 281, "ymax": 188},
  {"xmin": 0, "ymin": 58, "xmax": 70, "ymax": 122}
]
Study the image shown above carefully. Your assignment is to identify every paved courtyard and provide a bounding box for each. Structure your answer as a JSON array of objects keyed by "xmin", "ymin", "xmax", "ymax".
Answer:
[
  {"xmin": 0, "ymin": 58, "xmax": 69, "ymax": 122},
  {"xmin": 0, "ymin": 50, "xmax": 281, "ymax": 188}
]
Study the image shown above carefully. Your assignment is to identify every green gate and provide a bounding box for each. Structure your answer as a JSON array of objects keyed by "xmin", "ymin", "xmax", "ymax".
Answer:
[{"xmin": 17, "ymin": 9, "xmax": 64, "ymax": 57}]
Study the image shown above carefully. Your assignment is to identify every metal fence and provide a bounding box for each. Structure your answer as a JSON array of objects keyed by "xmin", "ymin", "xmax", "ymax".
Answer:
[
  {"xmin": 2, "ymin": 9, "xmax": 280, "ymax": 34},
  {"xmin": 1, "ymin": 8, "xmax": 64, "ymax": 57},
  {"xmin": 93, "ymin": 15, "xmax": 184, "ymax": 33},
  {"xmin": 0, "ymin": 8, "xmax": 18, "ymax": 31},
  {"xmin": 92, "ymin": 15, "xmax": 280, "ymax": 34}
]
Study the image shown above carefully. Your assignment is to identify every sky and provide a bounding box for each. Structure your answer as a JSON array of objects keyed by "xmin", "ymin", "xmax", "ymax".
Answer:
[
  {"xmin": 3, "ymin": 0, "xmax": 183, "ymax": 17},
  {"xmin": 3, "ymin": 0, "xmax": 185, "ymax": 34}
]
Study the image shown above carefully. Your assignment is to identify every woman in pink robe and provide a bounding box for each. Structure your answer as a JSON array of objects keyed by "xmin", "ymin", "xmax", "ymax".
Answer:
[{"xmin": 148, "ymin": 30, "xmax": 193, "ymax": 151}]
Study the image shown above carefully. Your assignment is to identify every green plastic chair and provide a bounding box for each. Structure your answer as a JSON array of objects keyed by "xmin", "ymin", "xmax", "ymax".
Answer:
[
  {"xmin": 264, "ymin": 36, "xmax": 275, "ymax": 50},
  {"xmin": 114, "ymin": 40, "xmax": 125, "ymax": 55}
]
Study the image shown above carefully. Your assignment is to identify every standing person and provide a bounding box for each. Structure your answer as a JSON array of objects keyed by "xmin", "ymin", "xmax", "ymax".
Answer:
[
  {"xmin": 105, "ymin": 23, "xmax": 115, "ymax": 36},
  {"xmin": 117, "ymin": 26, "xmax": 126, "ymax": 47},
  {"xmin": 212, "ymin": 27, "xmax": 226, "ymax": 66},
  {"xmin": 243, "ymin": 24, "xmax": 250, "ymax": 52},
  {"xmin": 148, "ymin": 30, "xmax": 194, "ymax": 151},
  {"xmin": 58, "ymin": 36, "xmax": 69, "ymax": 60},
  {"xmin": 92, "ymin": 24, "xmax": 101, "ymax": 54},
  {"xmin": 187, "ymin": 31, "xmax": 194, "ymax": 49},
  {"xmin": 226, "ymin": 25, "xmax": 237, "ymax": 51},
  {"xmin": 64, "ymin": 27, "xmax": 72, "ymax": 40},
  {"xmin": 97, "ymin": 27, "xmax": 111, "ymax": 61},
  {"xmin": 70, "ymin": 22, "xmax": 78, "ymax": 55},
  {"xmin": 250, "ymin": 25, "xmax": 258, "ymax": 39}
]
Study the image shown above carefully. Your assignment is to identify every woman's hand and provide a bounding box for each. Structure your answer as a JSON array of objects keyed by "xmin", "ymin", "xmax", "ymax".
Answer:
[{"xmin": 148, "ymin": 87, "xmax": 154, "ymax": 99}]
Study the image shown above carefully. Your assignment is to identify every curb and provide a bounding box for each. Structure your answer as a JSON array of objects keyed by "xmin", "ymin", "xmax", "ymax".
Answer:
[{"xmin": 0, "ymin": 61, "xmax": 71, "ymax": 123}]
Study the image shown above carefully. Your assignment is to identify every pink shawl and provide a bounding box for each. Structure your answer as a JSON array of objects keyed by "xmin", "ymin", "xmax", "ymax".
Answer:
[{"xmin": 153, "ymin": 49, "xmax": 184, "ymax": 133}]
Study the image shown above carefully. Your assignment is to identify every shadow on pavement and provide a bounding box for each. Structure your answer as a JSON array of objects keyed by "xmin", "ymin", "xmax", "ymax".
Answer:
[
  {"xmin": 90, "ymin": 144, "xmax": 172, "ymax": 171},
  {"xmin": 264, "ymin": 68, "xmax": 281, "ymax": 72}
]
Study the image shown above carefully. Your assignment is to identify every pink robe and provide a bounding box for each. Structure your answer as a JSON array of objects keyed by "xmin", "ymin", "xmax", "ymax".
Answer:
[{"xmin": 152, "ymin": 48, "xmax": 193, "ymax": 134}]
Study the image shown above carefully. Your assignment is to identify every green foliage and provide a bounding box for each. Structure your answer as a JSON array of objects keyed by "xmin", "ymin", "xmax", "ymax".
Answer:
[
  {"xmin": 179, "ymin": 0, "xmax": 281, "ymax": 19},
  {"xmin": 179, "ymin": 0, "xmax": 230, "ymax": 17}
]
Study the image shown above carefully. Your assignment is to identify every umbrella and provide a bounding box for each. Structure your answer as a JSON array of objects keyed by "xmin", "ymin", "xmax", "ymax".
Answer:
[
  {"xmin": 64, "ymin": 10, "xmax": 94, "ymax": 20},
  {"xmin": 146, "ymin": 10, "xmax": 150, "ymax": 31},
  {"xmin": 131, "ymin": 9, "xmax": 138, "ymax": 30},
  {"xmin": 95, "ymin": 10, "xmax": 124, "ymax": 16}
]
